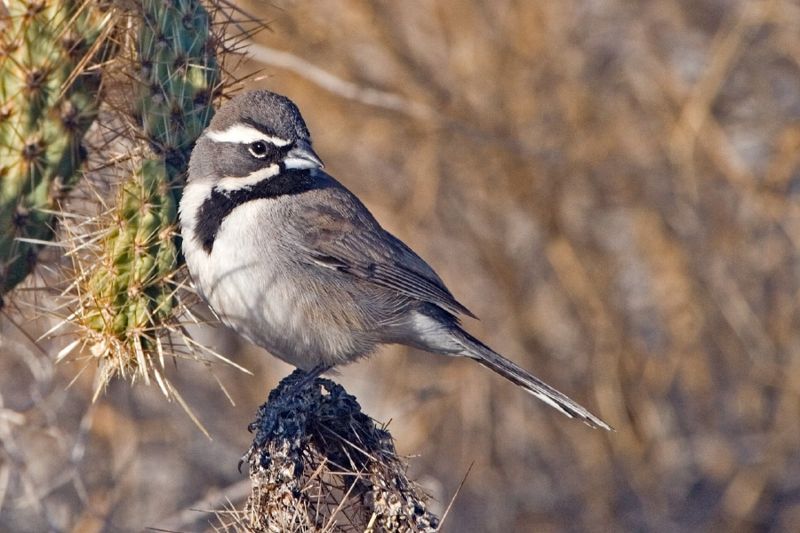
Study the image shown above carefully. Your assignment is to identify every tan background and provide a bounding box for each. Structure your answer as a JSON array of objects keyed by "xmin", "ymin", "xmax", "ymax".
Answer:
[{"xmin": 2, "ymin": 0, "xmax": 800, "ymax": 531}]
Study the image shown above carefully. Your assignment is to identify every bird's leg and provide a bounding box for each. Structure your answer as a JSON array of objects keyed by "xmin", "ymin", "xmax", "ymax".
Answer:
[
  {"xmin": 292, "ymin": 363, "xmax": 332, "ymax": 391},
  {"xmin": 240, "ymin": 363, "xmax": 334, "ymax": 472}
]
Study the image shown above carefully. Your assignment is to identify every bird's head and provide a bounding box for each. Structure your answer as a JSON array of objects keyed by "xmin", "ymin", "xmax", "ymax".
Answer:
[{"xmin": 188, "ymin": 90, "xmax": 324, "ymax": 190}]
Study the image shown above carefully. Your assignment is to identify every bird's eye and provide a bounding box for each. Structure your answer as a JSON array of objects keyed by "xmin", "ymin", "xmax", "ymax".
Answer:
[{"xmin": 248, "ymin": 141, "xmax": 268, "ymax": 158}]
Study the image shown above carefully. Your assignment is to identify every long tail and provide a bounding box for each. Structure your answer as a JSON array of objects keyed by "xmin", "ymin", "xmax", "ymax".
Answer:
[{"xmin": 454, "ymin": 330, "xmax": 612, "ymax": 430}]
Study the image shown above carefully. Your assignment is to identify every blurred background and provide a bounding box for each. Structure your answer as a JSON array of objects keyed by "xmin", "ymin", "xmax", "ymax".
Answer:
[{"xmin": 2, "ymin": 0, "xmax": 800, "ymax": 531}]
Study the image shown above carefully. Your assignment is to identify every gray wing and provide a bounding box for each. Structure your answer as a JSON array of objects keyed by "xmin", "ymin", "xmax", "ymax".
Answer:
[{"xmin": 293, "ymin": 187, "xmax": 476, "ymax": 319}]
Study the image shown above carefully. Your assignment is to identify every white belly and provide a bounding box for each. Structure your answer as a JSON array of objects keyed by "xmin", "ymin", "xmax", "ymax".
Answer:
[{"xmin": 181, "ymin": 195, "xmax": 372, "ymax": 369}]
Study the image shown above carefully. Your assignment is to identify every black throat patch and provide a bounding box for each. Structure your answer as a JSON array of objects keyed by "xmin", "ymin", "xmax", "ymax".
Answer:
[{"xmin": 194, "ymin": 168, "xmax": 325, "ymax": 253}]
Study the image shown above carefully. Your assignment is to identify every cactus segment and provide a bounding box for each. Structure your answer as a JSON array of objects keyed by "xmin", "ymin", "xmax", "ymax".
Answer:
[
  {"xmin": 0, "ymin": 0, "xmax": 110, "ymax": 296},
  {"xmin": 71, "ymin": 0, "xmax": 222, "ymax": 394}
]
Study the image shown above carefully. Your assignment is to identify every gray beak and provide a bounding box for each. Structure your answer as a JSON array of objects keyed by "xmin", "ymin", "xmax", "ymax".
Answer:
[{"xmin": 285, "ymin": 140, "xmax": 324, "ymax": 169}]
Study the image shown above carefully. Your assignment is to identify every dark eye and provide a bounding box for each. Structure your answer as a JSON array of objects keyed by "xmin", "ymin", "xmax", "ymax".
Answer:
[{"xmin": 248, "ymin": 141, "xmax": 268, "ymax": 158}]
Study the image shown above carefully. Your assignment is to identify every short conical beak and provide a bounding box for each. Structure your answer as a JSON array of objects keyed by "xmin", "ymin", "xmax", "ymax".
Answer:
[{"xmin": 285, "ymin": 140, "xmax": 324, "ymax": 169}]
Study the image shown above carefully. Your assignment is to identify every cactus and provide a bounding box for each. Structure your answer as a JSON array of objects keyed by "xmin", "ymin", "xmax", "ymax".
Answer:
[
  {"xmin": 135, "ymin": 0, "xmax": 219, "ymax": 185},
  {"xmin": 0, "ymin": 0, "xmax": 111, "ymax": 297},
  {"xmin": 65, "ymin": 0, "xmax": 222, "ymax": 396},
  {"xmin": 75, "ymin": 160, "xmax": 178, "ymax": 389}
]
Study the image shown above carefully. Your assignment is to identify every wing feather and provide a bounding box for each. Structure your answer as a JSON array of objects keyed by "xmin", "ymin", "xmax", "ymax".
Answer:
[{"xmin": 295, "ymin": 191, "xmax": 475, "ymax": 318}]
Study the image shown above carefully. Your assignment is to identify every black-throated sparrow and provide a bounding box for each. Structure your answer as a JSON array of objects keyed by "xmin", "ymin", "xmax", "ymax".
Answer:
[{"xmin": 179, "ymin": 90, "xmax": 611, "ymax": 430}]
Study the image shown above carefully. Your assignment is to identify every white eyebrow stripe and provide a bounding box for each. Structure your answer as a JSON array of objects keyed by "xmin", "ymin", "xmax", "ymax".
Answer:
[
  {"xmin": 206, "ymin": 124, "xmax": 291, "ymax": 147},
  {"xmin": 216, "ymin": 164, "xmax": 280, "ymax": 191}
]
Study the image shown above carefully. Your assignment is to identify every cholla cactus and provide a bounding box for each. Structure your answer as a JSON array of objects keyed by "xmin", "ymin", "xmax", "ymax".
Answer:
[
  {"xmin": 60, "ymin": 0, "xmax": 232, "ymax": 399},
  {"xmin": 72, "ymin": 160, "xmax": 179, "ymax": 390},
  {"xmin": 134, "ymin": 0, "xmax": 219, "ymax": 183},
  {"xmin": 0, "ymin": 0, "xmax": 112, "ymax": 297}
]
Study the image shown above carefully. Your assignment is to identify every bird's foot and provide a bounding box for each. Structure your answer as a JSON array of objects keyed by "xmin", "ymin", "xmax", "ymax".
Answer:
[
  {"xmin": 291, "ymin": 363, "xmax": 332, "ymax": 392},
  {"xmin": 240, "ymin": 365, "xmax": 333, "ymax": 473}
]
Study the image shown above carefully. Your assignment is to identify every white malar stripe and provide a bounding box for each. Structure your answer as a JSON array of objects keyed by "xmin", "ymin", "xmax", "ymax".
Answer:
[
  {"xmin": 206, "ymin": 124, "xmax": 292, "ymax": 147},
  {"xmin": 216, "ymin": 164, "xmax": 280, "ymax": 191}
]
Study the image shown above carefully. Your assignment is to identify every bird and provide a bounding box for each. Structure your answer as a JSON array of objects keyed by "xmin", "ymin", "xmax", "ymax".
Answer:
[{"xmin": 179, "ymin": 90, "xmax": 611, "ymax": 430}]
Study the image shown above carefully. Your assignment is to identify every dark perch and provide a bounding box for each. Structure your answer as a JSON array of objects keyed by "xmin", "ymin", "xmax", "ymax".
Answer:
[{"xmin": 231, "ymin": 370, "xmax": 440, "ymax": 532}]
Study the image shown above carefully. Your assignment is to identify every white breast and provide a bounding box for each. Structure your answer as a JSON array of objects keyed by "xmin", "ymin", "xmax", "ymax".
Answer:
[
  {"xmin": 182, "ymin": 189, "xmax": 294, "ymax": 352},
  {"xmin": 179, "ymin": 183, "xmax": 371, "ymax": 369}
]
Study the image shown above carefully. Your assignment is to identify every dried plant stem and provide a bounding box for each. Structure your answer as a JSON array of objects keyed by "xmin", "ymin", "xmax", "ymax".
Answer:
[{"xmin": 218, "ymin": 371, "xmax": 439, "ymax": 533}]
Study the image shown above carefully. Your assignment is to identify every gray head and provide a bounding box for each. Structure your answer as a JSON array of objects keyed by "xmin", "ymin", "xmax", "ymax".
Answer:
[{"xmin": 188, "ymin": 90, "xmax": 323, "ymax": 184}]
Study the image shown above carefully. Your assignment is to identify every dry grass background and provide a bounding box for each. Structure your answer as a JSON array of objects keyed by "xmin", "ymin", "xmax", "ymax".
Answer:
[{"xmin": 2, "ymin": 0, "xmax": 800, "ymax": 531}]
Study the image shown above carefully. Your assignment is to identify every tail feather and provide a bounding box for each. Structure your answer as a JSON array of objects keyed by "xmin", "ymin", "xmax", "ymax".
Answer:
[{"xmin": 455, "ymin": 330, "xmax": 612, "ymax": 430}]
